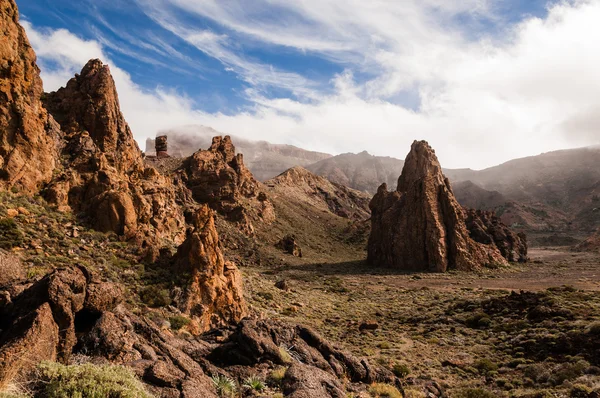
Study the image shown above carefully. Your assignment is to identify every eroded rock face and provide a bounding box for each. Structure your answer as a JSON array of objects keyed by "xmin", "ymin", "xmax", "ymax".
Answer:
[
  {"xmin": 0, "ymin": 0, "xmax": 60, "ymax": 193},
  {"xmin": 0, "ymin": 266, "xmax": 122, "ymax": 386},
  {"xmin": 276, "ymin": 234, "xmax": 303, "ymax": 257},
  {"xmin": 368, "ymin": 141, "xmax": 507, "ymax": 272},
  {"xmin": 175, "ymin": 205, "xmax": 247, "ymax": 332},
  {"xmin": 465, "ymin": 209, "xmax": 528, "ymax": 262},
  {"xmin": 574, "ymin": 229, "xmax": 600, "ymax": 252},
  {"xmin": 180, "ymin": 136, "xmax": 274, "ymax": 233},
  {"xmin": 43, "ymin": 60, "xmax": 186, "ymax": 247}
]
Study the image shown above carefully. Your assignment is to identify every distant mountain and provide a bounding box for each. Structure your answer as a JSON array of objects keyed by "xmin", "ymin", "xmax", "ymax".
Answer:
[
  {"xmin": 304, "ymin": 147, "xmax": 600, "ymax": 232},
  {"xmin": 305, "ymin": 151, "xmax": 405, "ymax": 194},
  {"xmin": 145, "ymin": 125, "xmax": 332, "ymax": 181}
]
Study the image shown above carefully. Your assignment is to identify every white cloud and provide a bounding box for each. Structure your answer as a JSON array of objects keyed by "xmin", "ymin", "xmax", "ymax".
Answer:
[{"xmin": 21, "ymin": 0, "xmax": 600, "ymax": 169}]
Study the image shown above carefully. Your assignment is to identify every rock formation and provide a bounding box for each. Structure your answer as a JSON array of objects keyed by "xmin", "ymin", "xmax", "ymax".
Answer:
[
  {"xmin": 0, "ymin": 0, "xmax": 60, "ymax": 193},
  {"xmin": 464, "ymin": 209, "xmax": 528, "ymax": 262},
  {"xmin": 276, "ymin": 234, "xmax": 303, "ymax": 257},
  {"xmin": 175, "ymin": 205, "xmax": 247, "ymax": 332},
  {"xmin": 368, "ymin": 141, "xmax": 507, "ymax": 272},
  {"xmin": 155, "ymin": 135, "xmax": 168, "ymax": 158},
  {"xmin": 43, "ymin": 59, "xmax": 186, "ymax": 247},
  {"xmin": 179, "ymin": 135, "xmax": 274, "ymax": 233}
]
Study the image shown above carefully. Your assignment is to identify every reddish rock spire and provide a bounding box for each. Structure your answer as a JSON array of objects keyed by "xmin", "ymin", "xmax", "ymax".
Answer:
[{"xmin": 368, "ymin": 140, "xmax": 507, "ymax": 272}]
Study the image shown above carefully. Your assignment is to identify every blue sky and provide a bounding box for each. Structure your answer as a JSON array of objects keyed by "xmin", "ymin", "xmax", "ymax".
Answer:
[{"xmin": 16, "ymin": 0, "xmax": 600, "ymax": 168}]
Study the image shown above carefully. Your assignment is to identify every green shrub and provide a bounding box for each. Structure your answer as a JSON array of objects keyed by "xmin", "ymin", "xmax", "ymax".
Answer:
[
  {"xmin": 169, "ymin": 315, "xmax": 191, "ymax": 331},
  {"xmin": 368, "ymin": 383, "xmax": 402, "ymax": 398},
  {"xmin": 465, "ymin": 312, "xmax": 491, "ymax": 329},
  {"xmin": 474, "ymin": 358, "xmax": 499, "ymax": 374},
  {"xmin": 392, "ymin": 363, "xmax": 410, "ymax": 378},
  {"xmin": 36, "ymin": 361, "xmax": 151, "ymax": 398},
  {"xmin": 278, "ymin": 345, "xmax": 293, "ymax": 364},
  {"xmin": 0, "ymin": 218, "xmax": 23, "ymax": 249},
  {"xmin": 139, "ymin": 286, "xmax": 171, "ymax": 307},
  {"xmin": 211, "ymin": 375, "xmax": 237, "ymax": 398},
  {"xmin": 570, "ymin": 385, "xmax": 593, "ymax": 398},
  {"xmin": 242, "ymin": 375, "xmax": 265, "ymax": 392}
]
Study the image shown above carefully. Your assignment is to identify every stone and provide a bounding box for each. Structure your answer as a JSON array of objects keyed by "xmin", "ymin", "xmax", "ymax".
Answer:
[
  {"xmin": 175, "ymin": 204, "xmax": 247, "ymax": 333},
  {"xmin": 282, "ymin": 363, "xmax": 346, "ymax": 398},
  {"xmin": 368, "ymin": 140, "xmax": 508, "ymax": 272},
  {"xmin": 0, "ymin": 303, "xmax": 59, "ymax": 386},
  {"xmin": 0, "ymin": 0, "xmax": 60, "ymax": 193},
  {"xmin": 5, "ymin": 209, "xmax": 18, "ymax": 218},
  {"xmin": 276, "ymin": 234, "xmax": 302, "ymax": 257},
  {"xmin": 359, "ymin": 320, "xmax": 379, "ymax": 332}
]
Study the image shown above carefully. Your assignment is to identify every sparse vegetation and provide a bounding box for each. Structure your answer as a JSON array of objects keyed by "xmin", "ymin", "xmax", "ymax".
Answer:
[
  {"xmin": 368, "ymin": 383, "xmax": 402, "ymax": 398},
  {"xmin": 169, "ymin": 315, "xmax": 191, "ymax": 330},
  {"xmin": 35, "ymin": 361, "xmax": 152, "ymax": 398},
  {"xmin": 242, "ymin": 375, "xmax": 265, "ymax": 392},
  {"xmin": 211, "ymin": 375, "xmax": 237, "ymax": 398}
]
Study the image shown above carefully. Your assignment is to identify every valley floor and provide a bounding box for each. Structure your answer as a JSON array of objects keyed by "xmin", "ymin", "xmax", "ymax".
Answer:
[{"xmin": 244, "ymin": 246, "xmax": 600, "ymax": 397}]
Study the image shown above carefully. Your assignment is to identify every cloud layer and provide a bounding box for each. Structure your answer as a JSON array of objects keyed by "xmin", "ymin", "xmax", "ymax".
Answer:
[{"xmin": 22, "ymin": 0, "xmax": 600, "ymax": 169}]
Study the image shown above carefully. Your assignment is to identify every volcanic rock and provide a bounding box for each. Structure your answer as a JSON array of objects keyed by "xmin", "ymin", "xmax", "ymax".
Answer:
[
  {"xmin": 175, "ymin": 204, "xmax": 247, "ymax": 332},
  {"xmin": 368, "ymin": 140, "xmax": 507, "ymax": 272},
  {"xmin": 0, "ymin": 0, "xmax": 60, "ymax": 193},
  {"xmin": 574, "ymin": 229, "xmax": 600, "ymax": 252},
  {"xmin": 179, "ymin": 135, "xmax": 273, "ymax": 233},
  {"xmin": 155, "ymin": 135, "xmax": 169, "ymax": 158},
  {"xmin": 43, "ymin": 59, "xmax": 186, "ymax": 246},
  {"xmin": 464, "ymin": 209, "xmax": 528, "ymax": 262},
  {"xmin": 276, "ymin": 234, "xmax": 303, "ymax": 257}
]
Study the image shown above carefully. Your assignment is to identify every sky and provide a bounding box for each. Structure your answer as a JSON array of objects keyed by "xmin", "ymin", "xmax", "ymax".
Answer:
[{"xmin": 16, "ymin": 0, "xmax": 600, "ymax": 169}]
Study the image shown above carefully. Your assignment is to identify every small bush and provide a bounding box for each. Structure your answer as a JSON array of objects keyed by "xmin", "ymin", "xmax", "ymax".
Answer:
[
  {"xmin": 474, "ymin": 358, "xmax": 499, "ymax": 374},
  {"xmin": 279, "ymin": 345, "xmax": 293, "ymax": 364},
  {"xmin": 570, "ymin": 385, "xmax": 593, "ymax": 398},
  {"xmin": 211, "ymin": 374, "xmax": 237, "ymax": 398},
  {"xmin": 242, "ymin": 375, "xmax": 265, "ymax": 392},
  {"xmin": 268, "ymin": 367, "xmax": 287, "ymax": 387},
  {"xmin": 169, "ymin": 315, "xmax": 191, "ymax": 331},
  {"xmin": 369, "ymin": 383, "xmax": 403, "ymax": 398},
  {"xmin": 139, "ymin": 286, "xmax": 171, "ymax": 307},
  {"xmin": 391, "ymin": 363, "xmax": 410, "ymax": 378},
  {"xmin": 585, "ymin": 322, "xmax": 600, "ymax": 335},
  {"xmin": 36, "ymin": 361, "xmax": 151, "ymax": 398},
  {"xmin": 0, "ymin": 218, "xmax": 23, "ymax": 249},
  {"xmin": 465, "ymin": 312, "xmax": 491, "ymax": 329}
]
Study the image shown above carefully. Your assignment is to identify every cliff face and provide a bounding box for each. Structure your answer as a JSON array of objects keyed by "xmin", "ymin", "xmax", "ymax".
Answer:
[
  {"xmin": 368, "ymin": 141, "xmax": 507, "ymax": 272},
  {"xmin": 43, "ymin": 60, "xmax": 186, "ymax": 248},
  {"xmin": 0, "ymin": 0, "xmax": 60, "ymax": 193}
]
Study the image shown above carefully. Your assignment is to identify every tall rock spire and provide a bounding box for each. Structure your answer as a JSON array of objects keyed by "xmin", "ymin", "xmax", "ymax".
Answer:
[{"xmin": 368, "ymin": 140, "xmax": 507, "ymax": 272}]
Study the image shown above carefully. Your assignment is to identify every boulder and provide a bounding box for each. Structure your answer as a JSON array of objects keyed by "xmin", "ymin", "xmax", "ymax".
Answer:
[
  {"xmin": 0, "ymin": 0, "xmax": 60, "ymax": 193},
  {"xmin": 175, "ymin": 204, "xmax": 247, "ymax": 332},
  {"xmin": 368, "ymin": 141, "xmax": 507, "ymax": 272},
  {"xmin": 276, "ymin": 234, "xmax": 303, "ymax": 257},
  {"xmin": 282, "ymin": 363, "xmax": 346, "ymax": 398}
]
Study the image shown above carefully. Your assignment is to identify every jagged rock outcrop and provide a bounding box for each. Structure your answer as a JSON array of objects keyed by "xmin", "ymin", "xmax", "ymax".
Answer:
[
  {"xmin": 368, "ymin": 141, "xmax": 507, "ymax": 272},
  {"xmin": 0, "ymin": 0, "xmax": 60, "ymax": 193},
  {"xmin": 465, "ymin": 209, "xmax": 528, "ymax": 262},
  {"xmin": 175, "ymin": 205, "xmax": 247, "ymax": 332},
  {"xmin": 179, "ymin": 135, "xmax": 274, "ymax": 233},
  {"xmin": 42, "ymin": 59, "xmax": 186, "ymax": 247},
  {"xmin": 0, "ymin": 266, "xmax": 122, "ymax": 385}
]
